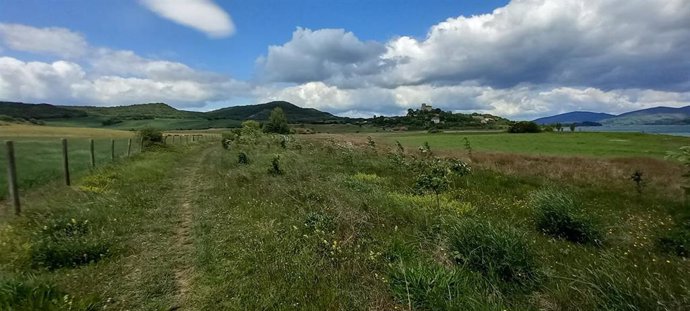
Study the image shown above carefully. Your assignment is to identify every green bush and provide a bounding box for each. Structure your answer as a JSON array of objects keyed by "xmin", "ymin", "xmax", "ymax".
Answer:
[
  {"xmin": 263, "ymin": 107, "xmax": 290, "ymax": 134},
  {"xmin": 532, "ymin": 189, "xmax": 602, "ymax": 245},
  {"xmin": 238, "ymin": 151, "xmax": 249, "ymax": 164},
  {"xmin": 448, "ymin": 220, "xmax": 541, "ymax": 289},
  {"xmin": 269, "ymin": 155, "xmax": 283, "ymax": 175},
  {"xmin": 508, "ymin": 121, "xmax": 541, "ymax": 133},
  {"xmin": 137, "ymin": 127, "xmax": 163, "ymax": 147}
]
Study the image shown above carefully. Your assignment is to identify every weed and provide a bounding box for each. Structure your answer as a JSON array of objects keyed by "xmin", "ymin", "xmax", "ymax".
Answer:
[
  {"xmin": 448, "ymin": 219, "xmax": 541, "ymax": 290},
  {"xmin": 238, "ymin": 151, "xmax": 249, "ymax": 164},
  {"xmin": 630, "ymin": 170, "xmax": 645, "ymax": 195},
  {"xmin": 389, "ymin": 263, "xmax": 505, "ymax": 310},
  {"xmin": 269, "ymin": 155, "xmax": 283, "ymax": 175},
  {"xmin": 137, "ymin": 127, "xmax": 163, "ymax": 148},
  {"xmin": 532, "ymin": 189, "xmax": 602, "ymax": 245},
  {"xmin": 0, "ymin": 275, "xmax": 102, "ymax": 310}
]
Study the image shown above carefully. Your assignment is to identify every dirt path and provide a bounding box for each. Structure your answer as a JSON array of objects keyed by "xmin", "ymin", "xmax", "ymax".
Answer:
[{"xmin": 171, "ymin": 146, "xmax": 214, "ymax": 310}]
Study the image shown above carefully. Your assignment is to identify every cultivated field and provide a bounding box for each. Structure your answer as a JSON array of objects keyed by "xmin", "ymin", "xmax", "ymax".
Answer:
[{"xmin": 0, "ymin": 126, "xmax": 688, "ymax": 310}]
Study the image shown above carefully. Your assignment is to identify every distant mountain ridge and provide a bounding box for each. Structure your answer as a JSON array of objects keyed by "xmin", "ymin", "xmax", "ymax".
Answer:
[
  {"xmin": 534, "ymin": 106, "xmax": 690, "ymax": 125},
  {"xmin": 533, "ymin": 111, "xmax": 615, "ymax": 125},
  {"xmin": 0, "ymin": 100, "xmax": 339, "ymax": 123}
]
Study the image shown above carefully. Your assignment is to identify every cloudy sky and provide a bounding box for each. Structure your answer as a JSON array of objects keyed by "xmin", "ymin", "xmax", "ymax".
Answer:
[{"xmin": 0, "ymin": 0, "xmax": 689, "ymax": 120}]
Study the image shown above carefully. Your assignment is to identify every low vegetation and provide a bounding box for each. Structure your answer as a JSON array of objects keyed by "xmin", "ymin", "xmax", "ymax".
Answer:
[{"xmin": 0, "ymin": 124, "xmax": 688, "ymax": 310}]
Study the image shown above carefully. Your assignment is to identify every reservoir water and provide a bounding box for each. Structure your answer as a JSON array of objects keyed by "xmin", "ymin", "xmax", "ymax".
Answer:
[{"xmin": 578, "ymin": 125, "xmax": 690, "ymax": 137}]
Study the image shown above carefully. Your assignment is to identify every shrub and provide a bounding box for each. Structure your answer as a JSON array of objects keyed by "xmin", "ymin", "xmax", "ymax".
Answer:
[
  {"xmin": 137, "ymin": 127, "xmax": 163, "ymax": 148},
  {"xmin": 269, "ymin": 155, "xmax": 283, "ymax": 175},
  {"xmin": 532, "ymin": 189, "xmax": 602, "ymax": 245},
  {"xmin": 263, "ymin": 107, "xmax": 290, "ymax": 134},
  {"xmin": 448, "ymin": 220, "xmax": 541, "ymax": 289},
  {"xmin": 508, "ymin": 121, "xmax": 541, "ymax": 133},
  {"xmin": 238, "ymin": 151, "xmax": 249, "ymax": 164}
]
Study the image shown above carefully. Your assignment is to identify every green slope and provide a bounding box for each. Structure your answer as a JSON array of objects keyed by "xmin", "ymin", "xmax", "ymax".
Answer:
[{"xmin": 206, "ymin": 101, "xmax": 338, "ymax": 122}]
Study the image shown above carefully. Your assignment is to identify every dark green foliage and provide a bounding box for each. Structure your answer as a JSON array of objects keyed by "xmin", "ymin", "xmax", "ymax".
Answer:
[
  {"xmin": 657, "ymin": 214, "xmax": 689, "ymax": 257},
  {"xmin": 101, "ymin": 117, "xmax": 123, "ymax": 126},
  {"xmin": 630, "ymin": 170, "xmax": 645, "ymax": 194},
  {"xmin": 0, "ymin": 101, "xmax": 87, "ymax": 119},
  {"xmin": 508, "ymin": 121, "xmax": 541, "ymax": 133},
  {"xmin": 532, "ymin": 189, "xmax": 602, "ymax": 245},
  {"xmin": 280, "ymin": 136, "xmax": 288, "ymax": 149},
  {"xmin": 448, "ymin": 220, "xmax": 541, "ymax": 289},
  {"xmin": 0, "ymin": 275, "xmax": 101, "ymax": 310},
  {"xmin": 463, "ymin": 137, "xmax": 472, "ymax": 159},
  {"xmin": 30, "ymin": 218, "xmax": 112, "ymax": 270},
  {"xmin": 304, "ymin": 212, "xmax": 335, "ymax": 233},
  {"xmin": 206, "ymin": 100, "xmax": 338, "ymax": 123},
  {"xmin": 269, "ymin": 155, "xmax": 283, "ymax": 175},
  {"xmin": 137, "ymin": 127, "xmax": 163, "ymax": 147},
  {"xmin": 263, "ymin": 107, "xmax": 290, "ymax": 134},
  {"xmin": 238, "ymin": 152, "xmax": 249, "ymax": 164},
  {"xmin": 367, "ymin": 136, "xmax": 376, "ymax": 148}
]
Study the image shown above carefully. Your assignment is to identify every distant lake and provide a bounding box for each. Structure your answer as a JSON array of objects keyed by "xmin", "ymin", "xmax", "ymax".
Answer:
[{"xmin": 578, "ymin": 125, "xmax": 690, "ymax": 137}]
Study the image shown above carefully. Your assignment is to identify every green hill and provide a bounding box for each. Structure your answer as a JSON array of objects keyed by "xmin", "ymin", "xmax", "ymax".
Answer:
[
  {"xmin": 206, "ymin": 101, "xmax": 338, "ymax": 122},
  {"xmin": 0, "ymin": 101, "xmax": 87, "ymax": 119},
  {"xmin": 66, "ymin": 103, "xmax": 202, "ymax": 119}
]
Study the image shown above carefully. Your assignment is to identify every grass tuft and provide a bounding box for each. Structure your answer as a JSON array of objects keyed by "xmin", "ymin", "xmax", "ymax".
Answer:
[{"xmin": 532, "ymin": 189, "xmax": 602, "ymax": 245}]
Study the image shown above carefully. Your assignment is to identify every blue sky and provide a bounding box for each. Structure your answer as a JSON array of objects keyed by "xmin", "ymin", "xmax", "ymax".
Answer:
[{"xmin": 0, "ymin": 0, "xmax": 689, "ymax": 119}]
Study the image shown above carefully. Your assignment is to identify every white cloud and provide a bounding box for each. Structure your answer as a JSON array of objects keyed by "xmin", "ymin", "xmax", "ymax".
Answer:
[
  {"xmin": 0, "ymin": 55, "xmax": 249, "ymax": 108},
  {"xmin": 257, "ymin": 28, "xmax": 387, "ymax": 84},
  {"xmin": 0, "ymin": 23, "xmax": 88, "ymax": 58},
  {"xmin": 255, "ymin": 81, "xmax": 690, "ymax": 120},
  {"xmin": 257, "ymin": 0, "xmax": 690, "ymax": 92},
  {"xmin": 140, "ymin": 0, "xmax": 235, "ymax": 38}
]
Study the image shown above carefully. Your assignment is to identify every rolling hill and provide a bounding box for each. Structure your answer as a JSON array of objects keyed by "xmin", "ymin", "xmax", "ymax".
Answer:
[
  {"xmin": 535, "ymin": 106, "xmax": 690, "ymax": 125},
  {"xmin": 533, "ymin": 111, "xmax": 615, "ymax": 125},
  {"xmin": 206, "ymin": 101, "xmax": 338, "ymax": 122},
  {"xmin": 0, "ymin": 100, "xmax": 343, "ymax": 130}
]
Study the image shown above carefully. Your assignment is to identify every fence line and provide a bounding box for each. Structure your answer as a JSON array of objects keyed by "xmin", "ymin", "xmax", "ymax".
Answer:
[{"xmin": 4, "ymin": 134, "xmax": 213, "ymax": 215}]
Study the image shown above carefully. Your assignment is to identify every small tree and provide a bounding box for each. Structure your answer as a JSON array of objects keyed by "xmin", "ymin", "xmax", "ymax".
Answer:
[
  {"xmin": 508, "ymin": 121, "xmax": 541, "ymax": 133},
  {"xmin": 569, "ymin": 123, "xmax": 576, "ymax": 132},
  {"xmin": 555, "ymin": 123, "xmax": 563, "ymax": 132},
  {"xmin": 264, "ymin": 107, "xmax": 290, "ymax": 134},
  {"xmin": 137, "ymin": 127, "xmax": 163, "ymax": 148}
]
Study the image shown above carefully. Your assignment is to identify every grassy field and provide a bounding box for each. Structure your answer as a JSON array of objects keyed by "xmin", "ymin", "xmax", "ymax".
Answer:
[
  {"xmin": 0, "ymin": 124, "xmax": 137, "ymax": 199},
  {"xmin": 44, "ymin": 117, "xmax": 242, "ymax": 131},
  {"xmin": 377, "ymin": 131, "xmax": 690, "ymax": 158},
  {"xmin": 0, "ymin": 129, "xmax": 688, "ymax": 310}
]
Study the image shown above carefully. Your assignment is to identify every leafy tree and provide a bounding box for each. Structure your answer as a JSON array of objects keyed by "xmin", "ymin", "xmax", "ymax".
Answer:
[
  {"xmin": 264, "ymin": 107, "xmax": 290, "ymax": 134},
  {"xmin": 508, "ymin": 121, "xmax": 541, "ymax": 133},
  {"xmin": 569, "ymin": 123, "xmax": 576, "ymax": 132},
  {"xmin": 137, "ymin": 127, "xmax": 163, "ymax": 148}
]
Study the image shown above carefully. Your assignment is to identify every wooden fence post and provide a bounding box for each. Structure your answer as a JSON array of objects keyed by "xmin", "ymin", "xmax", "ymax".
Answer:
[
  {"xmin": 111, "ymin": 139, "xmax": 115, "ymax": 161},
  {"xmin": 61, "ymin": 138, "xmax": 70, "ymax": 186},
  {"xmin": 5, "ymin": 141, "xmax": 20, "ymax": 215},
  {"xmin": 127, "ymin": 138, "xmax": 132, "ymax": 157},
  {"xmin": 90, "ymin": 139, "xmax": 95, "ymax": 169}
]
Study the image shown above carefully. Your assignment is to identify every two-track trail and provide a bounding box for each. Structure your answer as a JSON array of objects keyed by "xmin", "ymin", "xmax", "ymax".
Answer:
[{"xmin": 169, "ymin": 145, "xmax": 215, "ymax": 310}]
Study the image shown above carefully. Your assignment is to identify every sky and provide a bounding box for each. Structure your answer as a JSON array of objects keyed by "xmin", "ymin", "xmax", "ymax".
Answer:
[{"xmin": 0, "ymin": 0, "xmax": 689, "ymax": 120}]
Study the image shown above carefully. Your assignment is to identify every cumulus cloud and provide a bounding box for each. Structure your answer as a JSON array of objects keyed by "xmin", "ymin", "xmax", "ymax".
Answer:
[
  {"xmin": 381, "ymin": 0, "xmax": 690, "ymax": 90},
  {"xmin": 257, "ymin": 0, "xmax": 690, "ymax": 91},
  {"xmin": 0, "ymin": 23, "xmax": 88, "ymax": 58},
  {"xmin": 0, "ymin": 56, "xmax": 249, "ymax": 107},
  {"xmin": 140, "ymin": 0, "xmax": 235, "ymax": 38},
  {"xmin": 257, "ymin": 28, "xmax": 387, "ymax": 85},
  {"xmin": 0, "ymin": 24, "xmax": 249, "ymax": 108},
  {"xmin": 254, "ymin": 81, "xmax": 690, "ymax": 120}
]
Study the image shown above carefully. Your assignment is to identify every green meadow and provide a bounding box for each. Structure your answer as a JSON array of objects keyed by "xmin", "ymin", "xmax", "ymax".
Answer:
[{"xmin": 0, "ymin": 125, "xmax": 688, "ymax": 310}]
